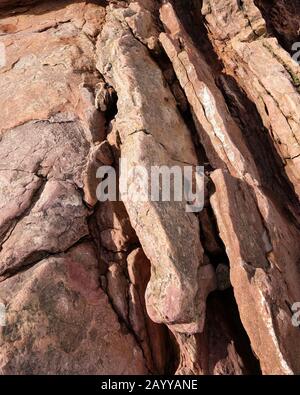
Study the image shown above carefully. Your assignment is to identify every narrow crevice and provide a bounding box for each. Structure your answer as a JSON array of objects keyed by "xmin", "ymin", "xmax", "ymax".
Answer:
[
  {"xmin": 0, "ymin": 234, "xmax": 92, "ymax": 282},
  {"xmin": 198, "ymin": 203, "xmax": 229, "ymax": 268},
  {"xmin": 206, "ymin": 289, "xmax": 262, "ymax": 375},
  {"xmin": 165, "ymin": 329, "xmax": 181, "ymax": 374},
  {"xmin": 86, "ymin": 75, "xmax": 176, "ymax": 374},
  {"xmin": 104, "ymin": 87, "xmax": 119, "ymax": 125},
  {"xmin": 101, "ymin": 277, "xmax": 153, "ymax": 375},
  {"xmin": 198, "ymin": 186, "xmax": 261, "ymax": 373},
  {"xmin": 89, "ymin": 205, "xmax": 175, "ymax": 374},
  {"xmin": 171, "ymin": 0, "xmax": 223, "ymax": 74},
  {"xmin": 88, "ymin": 209, "xmax": 154, "ymax": 374}
]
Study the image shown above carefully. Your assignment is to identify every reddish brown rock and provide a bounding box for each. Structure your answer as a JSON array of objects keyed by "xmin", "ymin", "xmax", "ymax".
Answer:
[
  {"xmin": 127, "ymin": 248, "xmax": 169, "ymax": 374},
  {"xmin": 173, "ymin": 291, "xmax": 253, "ymax": 375},
  {"xmin": 0, "ymin": 243, "xmax": 148, "ymax": 374},
  {"xmin": 96, "ymin": 200, "xmax": 139, "ymax": 253},
  {"xmin": 160, "ymin": 2, "xmax": 258, "ymax": 181},
  {"xmin": 97, "ymin": 4, "xmax": 213, "ymax": 334},
  {"xmin": 255, "ymin": 0, "xmax": 300, "ymax": 51},
  {"xmin": 0, "ymin": 1, "xmax": 105, "ymax": 137},
  {"xmin": 0, "ymin": 119, "xmax": 91, "ymax": 278},
  {"xmin": 1, "ymin": 0, "xmax": 300, "ymax": 376},
  {"xmin": 0, "ymin": 178, "xmax": 89, "ymax": 279},
  {"xmin": 106, "ymin": 263, "xmax": 129, "ymax": 324},
  {"xmin": 160, "ymin": 2, "xmax": 300, "ymax": 374},
  {"xmin": 202, "ymin": 0, "xmax": 300, "ymax": 198},
  {"xmin": 210, "ymin": 169, "xmax": 300, "ymax": 374},
  {"xmin": 0, "ymin": 1, "xmax": 151, "ymax": 374},
  {"xmin": 124, "ymin": 1, "xmax": 160, "ymax": 51}
]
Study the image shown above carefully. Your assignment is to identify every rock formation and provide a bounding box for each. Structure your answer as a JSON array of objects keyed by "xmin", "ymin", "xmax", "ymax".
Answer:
[{"xmin": 0, "ymin": 0, "xmax": 299, "ymax": 375}]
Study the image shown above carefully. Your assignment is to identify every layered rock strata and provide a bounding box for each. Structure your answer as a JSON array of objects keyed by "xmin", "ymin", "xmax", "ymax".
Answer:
[{"xmin": 0, "ymin": 0, "xmax": 299, "ymax": 375}]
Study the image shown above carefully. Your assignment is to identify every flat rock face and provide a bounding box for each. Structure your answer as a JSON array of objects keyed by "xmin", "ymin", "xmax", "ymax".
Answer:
[
  {"xmin": 0, "ymin": 120, "xmax": 90, "ymax": 278},
  {"xmin": 0, "ymin": 0, "xmax": 106, "ymax": 139},
  {"xmin": 0, "ymin": 243, "xmax": 147, "ymax": 374},
  {"xmin": 0, "ymin": 0, "xmax": 153, "ymax": 375},
  {"xmin": 0, "ymin": 0, "xmax": 300, "ymax": 375}
]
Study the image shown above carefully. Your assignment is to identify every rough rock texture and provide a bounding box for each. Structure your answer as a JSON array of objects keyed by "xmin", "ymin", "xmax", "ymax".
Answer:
[
  {"xmin": 210, "ymin": 170, "xmax": 300, "ymax": 374},
  {"xmin": 96, "ymin": 4, "xmax": 214, "ymax": 335},
  {"xmin": 173, "ymin": 290, "xmax": 259, "ymax": 375},
  {"xmin": 202, "ymin": 0, "xmax": 300, "ymax": 198},
  {"xmin": 0, "ymin": 0, "xmax": 153, "ymax": 374},
  {"xmin": 0, "ymin": 243, "xmax": 147, "ymax": 374},
  {"xmin": 127, "ymin": 248, "xmax": 169, "ymax": 374},
  {"xmin": 255, "ymin": 0, "xmax": 300, "ymax": 51},
  {"xmin": 0, "ymin": 0, "xmax": 300, "ymax": 375},
  {"xmin": 160, "ymin": 1, "xmax": 300, "ymax": 374}
]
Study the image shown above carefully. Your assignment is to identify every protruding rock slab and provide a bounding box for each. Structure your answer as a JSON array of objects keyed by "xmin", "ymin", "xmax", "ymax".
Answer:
[
  {"xmin": 97, "ymin": 5, "xmax": 212, "ymax": 333},
  {"xmin": 210, "ymin": 169, "xmax": 300, "ymax": 375},
  {"xmin": 202, "ymin": 0, "xmax": 300, "ymax": 197},
  {"xmin": 159, "ymin": 2, "xmax": 257, "ymax": 181}
]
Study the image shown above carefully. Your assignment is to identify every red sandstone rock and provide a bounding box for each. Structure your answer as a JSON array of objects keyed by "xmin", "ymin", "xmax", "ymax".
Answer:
[
  {"xmin": 0, "ymin": 243, "xmax": 147, "ymax": 374},
  {"xmin": 96, "ymin": 4, "xmax": 212, "ymax": 335},
  {"xmin": 210, "ymin": 169, "xmax": 300, "ymax": 374},
  {"xmin": 202, "ymin": 0, "xmax": 300, "ymax": 198},
  {"xmin": 127, "ymin": 248, "xmax": 169, "ymax": 374},
  {"xmin": 0, "ymin": 0, "xmax": 300, "ymax": 376},
  {"xmin": 160, "ymin": 1, "xmax": 300, "ymax": 374},
  {"xmin": 0, "ymin": 0, "xmax": 154, "ymax": 374}
]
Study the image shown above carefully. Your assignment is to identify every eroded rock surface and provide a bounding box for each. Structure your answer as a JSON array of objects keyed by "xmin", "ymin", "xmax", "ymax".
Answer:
[
  {"xmin": 202, "ymin": 0, "xmax": 300, "ymax": 198},
  {"xmin": 0, "ymin": 0, "xmax": 159, "ymax": 375},
  {"xmin": 96, "ymin": 4, "xmax": 213, "ymax": 335},
  {"xmin": 0, "ymin": 0, "xmax": 300, "ymax": 375},
  {"xmin": 0, "ymin": 243, "xmax": 147, "ymax": 374},
  {"xmin": 211, "ymin": 170, "xmax": 300, "ymax": 374}
]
